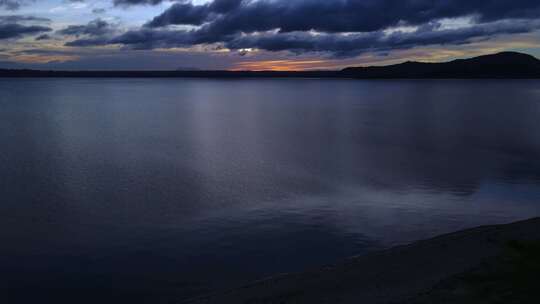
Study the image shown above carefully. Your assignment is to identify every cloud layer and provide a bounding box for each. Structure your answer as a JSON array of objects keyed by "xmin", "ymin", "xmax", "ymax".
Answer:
[
  {"xmin": 0, "ymin": 0, "xmax": 26, "ymax": 10},
  {"xmin": 147, "ymin": 0, "xmax": 540, "ymax": 32},
  {"xmin": 1, "ymin": 0, "xmax": 540, "ymax": 69},
  {"xmin": 0, "ymin": 14, "xmax": 51, "ymax": 40},
  {"xmin": 61, "ymin": 0, "xmax": 539, "ymax": 58}
]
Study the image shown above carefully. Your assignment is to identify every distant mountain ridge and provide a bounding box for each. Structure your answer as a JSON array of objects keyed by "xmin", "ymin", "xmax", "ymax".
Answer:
[
  {"xmin": 341, "ymin": 52, "xmax": 540, "ymax": 78},
  {"xmin": 1, "ymin": 52, "xmax": 539, "ymax": 78}
]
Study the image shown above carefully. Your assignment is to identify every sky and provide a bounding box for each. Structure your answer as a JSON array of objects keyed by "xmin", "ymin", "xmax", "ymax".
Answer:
[{"xmin": 1, "ymin": 0, "xmax": 540, "ymax": 70}]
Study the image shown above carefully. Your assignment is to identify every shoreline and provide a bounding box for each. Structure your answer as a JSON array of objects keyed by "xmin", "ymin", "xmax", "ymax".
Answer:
[
  {"xmin": 187, "ymin": 217, "xmax": 540, "ymax": 303},
  {"xmin": 2, "ymin": 52, "xmax": 540, "ymax": 79}
]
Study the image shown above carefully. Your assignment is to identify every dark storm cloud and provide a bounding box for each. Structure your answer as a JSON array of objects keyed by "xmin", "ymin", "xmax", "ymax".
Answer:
[
  {"xmin": 225, "ymin": 19, "xmax": 540, "ymax": 57},
  {"xmin": 65, "ymin": 36, "xmax": 112, "ymax": 47},
  {"xmin": 63, "ymin": 0, "xmax": 171, "ymax": 7},
  {"xmin": 60, "ymin": 19, "xmax": 122, "ymax": 47},
  {"xmin": 0, "ymin": 23, "xmax": 51, "ymax": 39},
  {"xmin": 109, "ymin": 18, "xmax": 540, "ymax": 56},
  {"xmin": 0, "ymin": 14, "xmax": 50, "ymax": 40},
  {"xmin": 109, "ymin": 28, "xmax": 196, "ymax": 48},
  {"xmin": 147, "ymin": 0, "xmax": 242, "ymax": 27},
  {"xmin": 147, "ymin": 0, "xmax": 540, "ymax": 33},
  {"xmin": 113, "ymin": 0, "xmax": 168, "ymax": 5},
  {"xmin": 0, "ymin": 15, "xmax": 50, "ymax": 23},
  {"xmin": 35, "ymin": 34, "xmax": 50, "ymax": 41},
  {"xmin": 58, "ymin": 0, "xmax": 540, "ymax": 57},
  {"xmin": 148, "ymin": 2, "xmax": 211, "ymax": 26},
  {"xmin": 58, "ymin": 19, "xmax": 114, "ymax": 37},
  {"xmin": 113, "ymin": 0, "xmax": 242, "ymax": 10}
]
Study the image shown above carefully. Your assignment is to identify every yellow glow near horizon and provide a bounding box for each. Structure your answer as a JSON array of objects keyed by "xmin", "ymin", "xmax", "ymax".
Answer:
[
  {"xmin": 9, "ymin": 54, "xmax": 80, "ymax": 64},
  {"xmin": 231, "ymin": 59, "xmax": 336, "ymax": 71},
  {"xmin": 227, "ymin": 33, "xmax": 540, "ymax": 71}
]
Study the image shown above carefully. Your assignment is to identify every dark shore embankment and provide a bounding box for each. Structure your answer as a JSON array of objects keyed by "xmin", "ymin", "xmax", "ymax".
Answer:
[{"xmin": 187, "ymin": 217, "xmax": 540, "ymax": 304}]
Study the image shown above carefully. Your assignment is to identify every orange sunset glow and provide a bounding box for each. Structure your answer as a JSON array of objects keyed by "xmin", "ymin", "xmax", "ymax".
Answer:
[{"xmin": 230, "ymin": 60, "xmax": 337, "ymax": 71}]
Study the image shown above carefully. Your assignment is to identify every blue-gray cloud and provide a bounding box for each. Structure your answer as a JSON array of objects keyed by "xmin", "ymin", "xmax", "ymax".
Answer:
[
  {"xmin": 60, "ymin": 0, "xmax": 540, "ymax": 57},
  {"xmin": 35, "ymin": 33, "xmax": 50, "ymax": 40},
  {"xmin": 107, "ymin": 19, "xmax": 540, "ymax": 57},
  {"xmin": 112, "ymin": 0, "xmax": 169, "ymax": 5},
  {"xmin": 0, "ymin": 14, "xmax": 51, "ymax": 40},
  {"xmin": 0, "ymin": 0, "xmax": 25, "ymax": 10},
  {"xmin": 147, "ymin": 0, "xmax": 540, "ymax": 32},
  {"xmin": 147, "ymin": 0, "xmax": 242, "ymax": 26},
  {"xmin": 0, "ymin": 23, "xmax": 51, "ymax": 39},
  {"xmin": 58, "ymin": 19, "xmax": 113, "ymax": 37},
  {"xmin": 92, "ymin": 8, "xmax": 106, "ymax": 14},
  {"xmin": 59, "ymin": 19, "xmax": 120, "ymax": 47},
  {"xmin": 0, "ymin": 15, "xmax": 50, "ymax": 23}
]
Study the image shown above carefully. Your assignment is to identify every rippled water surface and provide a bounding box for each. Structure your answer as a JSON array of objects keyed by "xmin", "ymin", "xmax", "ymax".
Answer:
[{"xmin": 1, "ymin": 78, "xmax": 540, "ymax": 302}]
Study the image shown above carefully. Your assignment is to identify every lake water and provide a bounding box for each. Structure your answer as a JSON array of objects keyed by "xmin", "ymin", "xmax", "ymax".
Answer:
[{"xmin": 1, "ymin": 78, "xmax": 540, "ymax": 303}]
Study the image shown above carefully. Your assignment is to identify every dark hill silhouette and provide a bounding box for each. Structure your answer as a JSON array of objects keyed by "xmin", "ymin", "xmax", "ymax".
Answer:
[
  {"xmin": 342, "ymin": 52, "xmax": 540, "ymax": 78},
  {"xmin": 1, "ymin": 52, "xmax": 539, "ymax": 78}
]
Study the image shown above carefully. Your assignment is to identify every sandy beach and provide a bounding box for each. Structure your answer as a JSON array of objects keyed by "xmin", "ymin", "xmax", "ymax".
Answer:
[{"xmin": 187, "ymin": 218, "xmax": 540, "ymax": 304}]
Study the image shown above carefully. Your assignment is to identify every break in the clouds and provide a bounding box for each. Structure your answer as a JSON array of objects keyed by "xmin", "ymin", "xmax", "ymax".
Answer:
[{"xmin": 1, "ymin": 0, "xmax": 540, "ymax": 69}]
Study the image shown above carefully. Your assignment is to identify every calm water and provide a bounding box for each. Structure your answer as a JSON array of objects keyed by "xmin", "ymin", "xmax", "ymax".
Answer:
[{"xmin": 2, "ymin": 78, "xmax": 540, "ymax": 303}]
